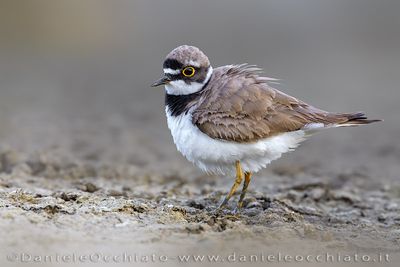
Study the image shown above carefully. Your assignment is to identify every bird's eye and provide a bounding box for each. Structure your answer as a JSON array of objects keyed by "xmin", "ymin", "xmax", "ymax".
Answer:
[{"xmin": 182, "ymin": 66, "xmax": 195, "ymax": 77}]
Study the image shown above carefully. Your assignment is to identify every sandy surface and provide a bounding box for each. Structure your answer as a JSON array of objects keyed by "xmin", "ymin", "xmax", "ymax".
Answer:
[{"xmin": 0, "ymin": 110, "xmax": 399, "ymax": 267}]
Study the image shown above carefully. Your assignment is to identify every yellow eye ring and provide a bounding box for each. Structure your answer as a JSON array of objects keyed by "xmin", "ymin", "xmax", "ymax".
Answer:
[{"xmin": 182, "ymin": 66, "xmax": 195, "ymax": 77}]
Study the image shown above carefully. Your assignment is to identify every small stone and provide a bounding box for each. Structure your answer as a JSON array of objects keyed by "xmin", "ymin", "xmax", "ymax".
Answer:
[
  {"xmin": 56, "ymin": 192, "xmax": 78, "ymax": 202},
  {"xmin": 359, "ymin": 218, "xmax": 374, "ymax": 227},
  {"xmin": 378, "ymin": 214, "xmax": 388, "ymax": 222},
  {"xmin": 107, "ymin": 189, "xmax": 126, "ymax": 197},
  {"xmin": 186, "ymin": 199, "xmax": 205, "ymax": 210},
  {"xmin": 308, "ymin": 188, "xmax": 326, "ymax": 200},
  {"xmin": 384, "ymin": 202, "xmax": 398, "ymax": 211},
  {"xmin": 122, "ymin": 186, "xmax": 131, "ymax": 191},
  {"xmin": 242, "ymin": 207, "xmax": 262, "ymax": 217},
  {"xmin": 81, "ymin": 182, "xmax": 99, "ymax": 193},
  {"xmin": 241, "ymin": 197, "xmax": 256, "ymax": 207},
  {"xmin": 246, "ymin": 201, "xmax": 262, "ymax": 209}
]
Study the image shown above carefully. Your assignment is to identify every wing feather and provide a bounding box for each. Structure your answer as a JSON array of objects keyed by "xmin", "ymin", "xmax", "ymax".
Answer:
[{"xmin": 192, "ymin": 65, "xmax": 358, "ymax": 143}]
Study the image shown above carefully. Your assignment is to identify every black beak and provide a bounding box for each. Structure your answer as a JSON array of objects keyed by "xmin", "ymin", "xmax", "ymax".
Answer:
[{"xmin": 151, "ymin": 76, "xmax": 170, "ymax": 87}]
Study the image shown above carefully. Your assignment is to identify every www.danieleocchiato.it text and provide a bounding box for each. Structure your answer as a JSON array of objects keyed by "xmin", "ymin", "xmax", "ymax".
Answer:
[{"xmin": 6, "ymin": 252, "xmax": 390, "ymax": 264}]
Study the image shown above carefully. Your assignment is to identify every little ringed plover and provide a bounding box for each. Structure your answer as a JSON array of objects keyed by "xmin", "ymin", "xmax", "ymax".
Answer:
[{"xmin": 152, "ymin": 45, "xmax": 381, "ymax": 211}]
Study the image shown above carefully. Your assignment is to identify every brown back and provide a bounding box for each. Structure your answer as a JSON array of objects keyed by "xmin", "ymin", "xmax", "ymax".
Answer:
[{"xmin": 192, "ymin": 65, "xmax": 366, "ymax": 143}]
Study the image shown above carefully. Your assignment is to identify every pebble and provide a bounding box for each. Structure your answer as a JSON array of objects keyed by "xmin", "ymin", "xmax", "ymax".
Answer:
[
  {"xmin": 246, "ymin": 201, "xmax": 262, "ymax": 209},
  {"xmin": 242, "ymin": 207, "xmax": 262, "ymax": 217},
  {"xmin": 384, "ymin": 202, "xmax": 398, "ymax": 211},
  {"xmin": 107, "ymin": 189, "xmax": 126, "ymax": 197},
  {"xmin": 308, "ymin": 188, "xmax": 326, "ymax": 200},
  {"xmin": 83, "ymin": 182, "xmax": 99, "ymax": 193}
]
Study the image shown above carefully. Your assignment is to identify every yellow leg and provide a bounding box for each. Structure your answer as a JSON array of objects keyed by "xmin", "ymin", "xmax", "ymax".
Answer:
[
  {"xmin": 218, "ymin": 161, "xmax": 243, "ymax": 209},
  {"xmin": 236, "ymin": 172, "xmax": 252, "ymax": 211}
]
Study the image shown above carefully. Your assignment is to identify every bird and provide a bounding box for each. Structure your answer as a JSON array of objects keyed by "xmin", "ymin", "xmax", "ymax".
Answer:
[{"xmin": 151, "ymin": 45, "xmax": 381, "ymax": 212}]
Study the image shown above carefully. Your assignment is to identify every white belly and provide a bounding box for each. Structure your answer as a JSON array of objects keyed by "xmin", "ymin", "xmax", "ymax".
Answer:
[{"xmin": 166, "ymin": 107, "xmax": 307, "ymax": 176}]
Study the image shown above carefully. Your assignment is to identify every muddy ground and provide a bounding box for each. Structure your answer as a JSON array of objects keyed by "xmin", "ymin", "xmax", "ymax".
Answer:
[{"xmin": 0, "ymin": 110, "xmax": 399, "ymax": 267}]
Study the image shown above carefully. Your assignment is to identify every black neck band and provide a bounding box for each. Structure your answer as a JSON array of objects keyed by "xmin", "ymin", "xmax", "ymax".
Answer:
[{"xmin": 165, "ymin": 72, "xmax": 212, "ymax": 117}]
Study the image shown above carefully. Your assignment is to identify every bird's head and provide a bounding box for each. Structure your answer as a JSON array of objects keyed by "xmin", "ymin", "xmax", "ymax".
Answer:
[{"xmin": 152, "ymin": 45, "xmax": 213, "ymax": 95}]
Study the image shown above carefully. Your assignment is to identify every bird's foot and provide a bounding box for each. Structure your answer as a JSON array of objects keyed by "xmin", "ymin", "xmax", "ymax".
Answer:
[
  {"xmin": 232, "ymin": 202, "xmax": 244, "ymax": 214},
  {"xmin": 232, "ymin": 207, "xmax": 241, "ymax": 214},
  {"xmin": 214, "ymin": 199, "xmax": 244, "ymax": 215},
  {"xmin": 216, "ymin": 197, "xmax": 229, "ymax": 210}
]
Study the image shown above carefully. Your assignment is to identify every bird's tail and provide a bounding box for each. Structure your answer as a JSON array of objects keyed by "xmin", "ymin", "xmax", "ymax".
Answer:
[{"xmin": 336, "ymin": 112, "xmax": 382, "ymax": 127}]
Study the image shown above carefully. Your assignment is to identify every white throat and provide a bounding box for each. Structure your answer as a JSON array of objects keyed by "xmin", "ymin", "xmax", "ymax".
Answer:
[{"xmin": 165, "ymin": 66, "xmax": 213, "ymax": 95}]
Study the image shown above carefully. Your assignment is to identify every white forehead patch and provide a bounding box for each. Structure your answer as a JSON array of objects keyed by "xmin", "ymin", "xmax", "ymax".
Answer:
[
  {"xmin": 164, "ymin": 68, "xmax": 180, "ymax": 75},
  {"xmin": 187, "ymin": 60, "xmax": 201, "ymax": 68}
]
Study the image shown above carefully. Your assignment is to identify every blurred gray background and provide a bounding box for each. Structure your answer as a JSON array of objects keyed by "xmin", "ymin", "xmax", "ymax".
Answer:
[{"xmin": 0, "ymin": 0, "xmax": 399, "ymax": 180}]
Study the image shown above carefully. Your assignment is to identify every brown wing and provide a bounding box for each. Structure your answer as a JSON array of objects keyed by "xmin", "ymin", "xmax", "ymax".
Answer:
[{"xmin": 192, "ymin": 65, "xmax": 363, "ymax": 143}]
